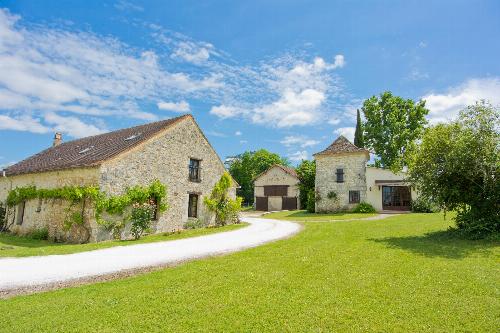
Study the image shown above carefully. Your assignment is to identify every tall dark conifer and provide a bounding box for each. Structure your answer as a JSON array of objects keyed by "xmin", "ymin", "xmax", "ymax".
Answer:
[{"xmin": 354, "ymin": 109, "xmax": 364, "ymax": 148}]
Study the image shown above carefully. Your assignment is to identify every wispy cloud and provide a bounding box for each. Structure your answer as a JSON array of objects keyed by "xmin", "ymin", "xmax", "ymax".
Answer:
[
  {"xmin": 280, "ymin": 135, "xmax": 320, "ymax": 148},
  {"xmin": 334, "ymin": 127, "xmax": 355, "ymax": 142},
  {"xmin": 288, "ymin": 150, "xmax": 308, "ymax": 162},
  {"xmin": 114, "ymin": 0, "xmax": 144, "ymax": 12}
]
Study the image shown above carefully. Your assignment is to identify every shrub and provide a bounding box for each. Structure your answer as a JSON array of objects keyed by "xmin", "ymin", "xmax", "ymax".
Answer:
[
  {"xmin": 204, "ymin": 172, "xmax": 242, "ymax": 226},
  {"xmin": 306, "ymin": 190, "xmax": 316, "ymax": 213},
  {"xmin": 29, "ymin": 227, "xmax": 49, "ymax": 240},
  {"xmin": 352, "ymin": 202, "xmax": 376, "ymax": 213},
  {"xmin": 184, "ymin": 218, "xmax": 205, "ymax": 229},
  {"xmin": 0, "ymin": 203, "xmax": 5, "ymax": 230},
  {"xmin": 327, "ymin": 191, "xmax": 338, "ymax": 200},
  {"xmin": 129, "ymin": 201, "xmax": 155, "ymax": 240},
  {"xmin": 411, "ymin": 197, "xmax": 439, "ymax": 213}
]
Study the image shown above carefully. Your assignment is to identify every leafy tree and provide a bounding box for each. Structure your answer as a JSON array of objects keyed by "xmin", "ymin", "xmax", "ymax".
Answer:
[
  {"xmin": 228, "ymin": 149, "xmax": 289, "ymax": 204},
  {"xmin": 362, "ymin": 91, "xmax": 429, "ymax": 171},
  {"xmin": 296, "ymin": 160, "xmax": 316, "ymax": 209},
  {"xmin": 354, "ymin": 109, "xmax": 364, "ymax": 148},
  {"xmin": 204, "ymin": 172, "xmax": 243, "ymax": 226},
  {"xmin": 408, "ymin": 101, "xmax": 499, "ymax": 238}
]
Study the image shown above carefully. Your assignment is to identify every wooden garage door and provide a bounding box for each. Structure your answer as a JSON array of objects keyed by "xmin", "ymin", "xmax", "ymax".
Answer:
[
  {"xmin": 255, "ymin": 197, "xmax": 268, "ymax": 211},
  {"xmin": 282, "ymin": 197, "xmax": 297, "ymax": 210}
]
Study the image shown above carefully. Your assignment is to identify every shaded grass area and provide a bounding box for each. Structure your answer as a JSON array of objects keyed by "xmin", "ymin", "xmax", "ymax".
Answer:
[
  {"xmin": 264, "ymin": 209, "xmax": 378, "ymax": 221},
  {"xmin": 0, "ymin": 214, "xmax": 498, "ymax": 332},
  {"xmin": 0, "ymin": 223, "xmax": 246, "ymax": 258}
]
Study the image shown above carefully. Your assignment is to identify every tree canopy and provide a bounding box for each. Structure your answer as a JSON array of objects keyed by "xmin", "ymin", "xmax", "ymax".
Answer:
[
  {"xmin": 295, "ymin": 160, "xmax": 316, "ymax": 210},
  {"xmin": 228, "ymin": 149, "xmax": 289, "ymax": 205},
  {"xmin": 408, "ymin": 101, "xmax": 499, "ymax": 238},
  {"xmin": 362, "ymin": 91, "xmax": 429, "ymax": 171}
]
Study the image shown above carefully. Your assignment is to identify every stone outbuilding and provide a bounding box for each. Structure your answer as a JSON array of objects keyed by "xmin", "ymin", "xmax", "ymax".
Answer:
[
  {"xmin": 314, "ymin": 136, "xmax": 417, "ymax": 212},
  {"xmin": 0, "ymin": 114, "xmax": 237, "ymax": 243},
  {"xmin": 253, "ymin": 165, "xmax": 300, "ymax": 211}
]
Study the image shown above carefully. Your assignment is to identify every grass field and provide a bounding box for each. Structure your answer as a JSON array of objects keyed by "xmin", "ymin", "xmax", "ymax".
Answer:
[
  {"xmin": 264, "ymin": 209, "xmax": 378, "ymax": 221},
  {"xmin": 1, "ymin": 213, "xmax": 498, "ymax": 332},
  {"xmin": 0, "ymin": 223, "xmax": 246, "ymax": 258}
]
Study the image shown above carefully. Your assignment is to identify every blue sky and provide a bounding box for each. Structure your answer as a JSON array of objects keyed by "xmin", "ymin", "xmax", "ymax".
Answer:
[{"xmin": 1, "ymin": 0, "xmax": 499, "ymax": 167}]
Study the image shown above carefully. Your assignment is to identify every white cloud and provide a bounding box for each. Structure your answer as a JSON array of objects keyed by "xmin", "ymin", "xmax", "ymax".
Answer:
[
  {"xmin": 44, "ymin": 113, "xmax": 107, "ymax": 138},
  {"xmin": 0, "ymin": 114, "xmax": 49, "ymax": 133},
  {"xmin": 289, "ymin": 150, "xmax": 308, "ymax": 162},
  {"xmin": 210, "ymin": 105, "xmax": 241, "ymax": 119},
  {"xmin": 157, "ymin": 100, "xmax": 190, "ymax": 113},
  {"xmin": 408, "ymin": 68, "xmax": 429, "ymax": 81},
  {"xmin": 0, "ymin": 9, "xmax": 222, "ymax": 137},
  {"xmin": 280, "ymin": 135, "xmax": 320, "ymax": 148},
  {"xmin": 171, "ymin": 41, "xmax": 211, "ymax": 64},
  {"xmin": 334, "ymin": 127, "xmax": 355, "ymax": 142},
  {"xmin": 332, "ymin": 54, "xmax": 345, "ymax": 69},
  {"xmin": 206, "ymin": 130, "xmax": 226, "ymax": 138},
  {"xmin": 239, "ymin": 140, "xmax": 248, "ymax": 144},
  {"xmin": 235, "ymin": 131, "xmax": 242, "ymax": 136},
  {"xmin": 423, "ymin": 78, "xmax": 500, "ymax": 124}
]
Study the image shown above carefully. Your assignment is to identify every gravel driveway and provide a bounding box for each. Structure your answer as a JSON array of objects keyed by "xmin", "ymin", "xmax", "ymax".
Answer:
[{"xmin": 0, "ymin": 217, "xmax": 300, "ymax": 293}]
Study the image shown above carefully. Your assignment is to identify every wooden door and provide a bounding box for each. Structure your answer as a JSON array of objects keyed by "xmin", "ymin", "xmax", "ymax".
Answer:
[
  {"xmin": 282, "ymin": 197, "xmax": 297, "ymax": 210},
  {"xmin": 255, "ymin": 197, "xmax": 268, "ymax": 211}
]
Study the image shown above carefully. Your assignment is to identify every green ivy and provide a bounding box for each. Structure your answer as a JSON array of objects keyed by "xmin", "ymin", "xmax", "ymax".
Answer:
[{"xmin": 6, "ymin": 180, "xmax": 168, "ymax": 230}]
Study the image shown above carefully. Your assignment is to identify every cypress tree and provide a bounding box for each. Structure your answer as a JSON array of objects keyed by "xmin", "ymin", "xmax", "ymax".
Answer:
[{"xmin": 354, "ymin": 109, "xmax": 364, "ymax": 148}]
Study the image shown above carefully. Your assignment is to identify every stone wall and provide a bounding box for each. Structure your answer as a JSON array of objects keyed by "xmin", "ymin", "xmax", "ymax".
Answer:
[
  {"xmin": 98, "ymin": 116, "xmax": 234, "ymax": 240},
  {"xmin": 0, "ymin": 168, "xmax": 100, "ymax": 242},
  {"xmin": 315, "ymin": 152, "xmax": 368, "ymax": 212}
]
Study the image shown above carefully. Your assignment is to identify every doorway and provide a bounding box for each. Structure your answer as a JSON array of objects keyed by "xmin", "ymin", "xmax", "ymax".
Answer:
[{"xmin": 382, "ymin": 186, "xmax": 411, "ymax": 211}]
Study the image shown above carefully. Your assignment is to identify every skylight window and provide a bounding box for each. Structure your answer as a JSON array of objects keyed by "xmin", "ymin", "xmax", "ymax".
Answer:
[
  {"xmin": 78, "ymin": 146, "xmax": 94, "ymax": 154},
  {"xmin": 125, "ymin": 132, "xmax": 142, "ymax": 141}
]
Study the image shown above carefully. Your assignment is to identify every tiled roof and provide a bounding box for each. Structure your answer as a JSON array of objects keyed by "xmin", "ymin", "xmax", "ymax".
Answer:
[
  {"xmin": 313, "ymin": 136, "xmax": 369, "ymax": 156},
  {"xmin": 254, "ymin": 164, "xmax": 299, "ymax": 181},
  {"xmin": 4, "ymin": 115, "xmax": 191, "ymax": 176}
]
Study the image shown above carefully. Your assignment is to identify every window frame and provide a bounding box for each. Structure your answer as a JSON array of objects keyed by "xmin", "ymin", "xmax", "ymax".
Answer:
[
  {"xmin": 189, "ymin": 158, "xmax": 202, "ymax": 182},
  {"xmin": 336, "ymin": 168, "xmax": 344, "ymax": 183},
  {"xmin": 349, "ymin": 190, "xmax": 360, "ymax": 204},
  {"xmin": 188, "ymin": 193, "xmax": 199, "ymax": 218}
]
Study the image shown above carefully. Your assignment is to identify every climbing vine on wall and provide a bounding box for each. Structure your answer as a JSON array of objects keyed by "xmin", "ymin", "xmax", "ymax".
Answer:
[{"xmin": 6, "ymin": 180, "xmax": 168, "ymax": 234}]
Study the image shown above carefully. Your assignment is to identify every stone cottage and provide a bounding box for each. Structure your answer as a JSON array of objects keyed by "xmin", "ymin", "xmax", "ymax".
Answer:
[
  {"xmin": 0, "ymin": 114, "xmax": 237, "ymax": 242},
  {"xmin": 314, "ymin": 136, "xmax": 417, "ymax": 212},
  {"xmin": 253, "ymin": 164, "xmax": 300, "ymax": 211}
]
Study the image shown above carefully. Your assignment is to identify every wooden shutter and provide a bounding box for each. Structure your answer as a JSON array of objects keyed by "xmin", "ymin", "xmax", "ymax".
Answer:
[{"xmin": 264, "ymin": 185, "xmax": 288, "ymax": 196}]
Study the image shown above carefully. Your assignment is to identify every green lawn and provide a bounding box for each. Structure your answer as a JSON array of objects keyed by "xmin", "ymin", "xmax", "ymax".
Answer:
[
  {"xmin": 1, "ymin": 213, "xmax": 498, "ymax": 332},
  {"xmin": 264, "ymin": 209, "xmax": 378, "ymax": 221},
  {"xmin": 0, "ymin": 223, "xmax": 246, "ymax": 258}
]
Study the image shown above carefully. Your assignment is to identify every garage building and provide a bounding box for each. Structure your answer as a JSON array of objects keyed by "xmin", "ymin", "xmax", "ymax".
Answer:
[{"xmin": 253, "ymin": 165, "xmax": 300, "ymax": 211}]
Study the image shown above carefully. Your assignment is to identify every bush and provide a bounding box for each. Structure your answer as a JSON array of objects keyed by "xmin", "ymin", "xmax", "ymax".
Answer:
[
  {"xmin": 29, "ymin": 227, "xmax": 49, "ymax": 240},
  {"xmin": 129, "ymin": 201, "xmax": 155, "ymax": 240},
  {"xmin": 0, "ymin": 203, "xmax": 5, "ymax": 230},
  {"xmin": 411, "ymin": 197, "xmax": 439, "ymax": 213},
  {"xmin": 327, "ymin": 191, "xmax": 338, "ymax": 200},
  {"xmin": 306, "ymin": 190, "xmax": 316, "ymax": 213},
  {"xmin": 204, "ymin": 172, "xmax": 242, "ymax": 226},
  {"xmin": 351, "ymin": 202, "xmax": 376, "ymax": 213},
  {"xmin": 184, "ymin": 218, "xmax": 205, "ymax": 230}
]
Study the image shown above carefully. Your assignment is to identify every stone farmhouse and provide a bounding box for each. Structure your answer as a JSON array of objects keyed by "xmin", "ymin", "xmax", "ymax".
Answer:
[
  {"xmin": 253, "ymin": 164, "xmax": 300, "ymax": 211},
  {"xmin": 0, "ymin": 114, "xmax": 236, "ymax": 242},
  {"xmin": 314, "ymin": 136, "xmax": 417, "ymax": 212}
]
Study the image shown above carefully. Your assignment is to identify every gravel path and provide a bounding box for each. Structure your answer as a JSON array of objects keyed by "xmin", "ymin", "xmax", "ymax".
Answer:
[{"xmin": 0, "ymin": 217, "xmax": 300, "ymax": 294}]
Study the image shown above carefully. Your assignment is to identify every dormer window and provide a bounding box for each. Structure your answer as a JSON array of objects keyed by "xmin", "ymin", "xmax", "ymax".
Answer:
[
  {"xmin": 189, "ymin": 159, "xmax": 201, "ymax": 182},
  {"xmin": 336, "ymin": 168, "xmax": 344, "ymax": 183}
]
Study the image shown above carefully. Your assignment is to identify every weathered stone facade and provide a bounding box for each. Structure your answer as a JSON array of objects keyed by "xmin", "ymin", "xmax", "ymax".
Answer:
[
  {"xmin": 315, "ymin": 152, "xmax": 368, "ymax": 212},
  {"xmin": 0, "ymin": 116, "xmax": 235, "ymax": 243},
  {"xmin": 254, "ymin": 165, "xmax": 300, "ymax": 211}
]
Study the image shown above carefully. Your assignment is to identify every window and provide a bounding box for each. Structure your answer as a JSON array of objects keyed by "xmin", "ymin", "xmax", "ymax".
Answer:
[
  {"xmin": 36, "ymin": 198, "xmax": 42, "ymax": 213},
  {"xmin": 150, "ymin": 197, "xmax": 158, "ymax": 221},
  {"xmin": 188, "ymin": 194, "xmax": 199, "ymax": 218},
  {"xmin": 189, "ymin": 159, "xmax": 201, "ymax": 182},
  {"xmin": 336, "ymin": 168, "xmax": 344, "ymax": 183},
  {"xmin": 349, "ymin": 190, "xmax": 360, "ymax": 204}
]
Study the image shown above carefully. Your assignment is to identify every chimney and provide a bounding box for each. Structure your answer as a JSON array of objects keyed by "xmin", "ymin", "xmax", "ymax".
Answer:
[{"xmin": 53, "ymin": 132, "xmax": 62, "ymax": 147}]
